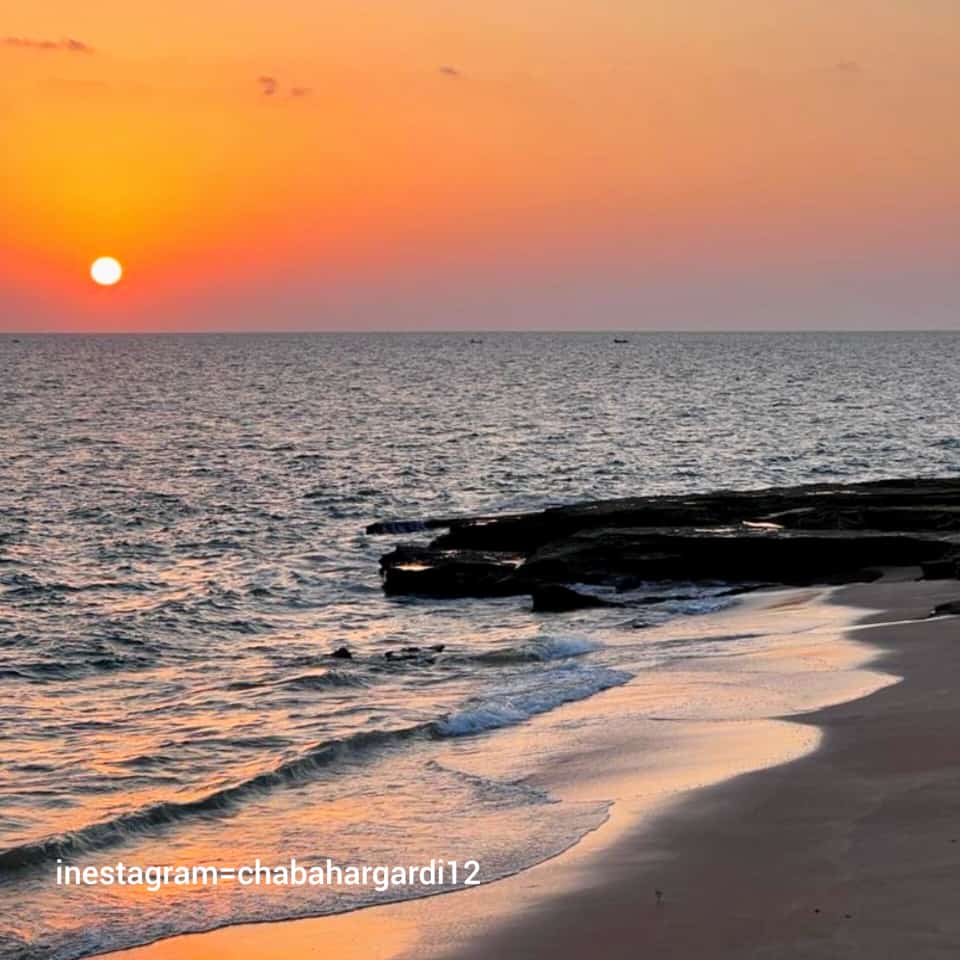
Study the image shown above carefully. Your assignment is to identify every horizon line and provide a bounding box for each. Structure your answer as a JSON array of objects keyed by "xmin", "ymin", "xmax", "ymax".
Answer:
[{"xmin": 3, "ymin": 327, "xmax": 960, "ymax": 337}]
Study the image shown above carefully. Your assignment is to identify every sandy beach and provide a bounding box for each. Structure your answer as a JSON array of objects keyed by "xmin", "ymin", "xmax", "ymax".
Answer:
[
  {"xmin": 95, "ymin": 575, "xmax": 960, "ymax": 960},
  {"xmin": 7, "ymin": 0, "xmax": 960, "ymax": 943}
]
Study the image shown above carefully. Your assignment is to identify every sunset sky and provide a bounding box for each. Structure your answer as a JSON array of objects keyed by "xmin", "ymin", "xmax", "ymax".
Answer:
[{"xmin": 2, "ymin": 1, "xmax": 958, "ymax": 331}]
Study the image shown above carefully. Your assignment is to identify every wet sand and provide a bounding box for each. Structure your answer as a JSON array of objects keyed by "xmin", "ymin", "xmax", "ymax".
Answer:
[{"xmin": 101, "ymin": 578, "xmax": 960, "ymax": 960}]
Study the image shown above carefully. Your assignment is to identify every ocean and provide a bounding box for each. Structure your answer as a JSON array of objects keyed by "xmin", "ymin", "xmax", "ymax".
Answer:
[{"xmin": 1, "ymin": 331, "xmax": 959, "ymax": 959}]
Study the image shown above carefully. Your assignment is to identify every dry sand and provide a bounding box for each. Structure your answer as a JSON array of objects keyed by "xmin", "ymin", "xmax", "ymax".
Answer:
[{"xmin": 102, "ymin": 578, "xmax": 960, "ymax": 960}]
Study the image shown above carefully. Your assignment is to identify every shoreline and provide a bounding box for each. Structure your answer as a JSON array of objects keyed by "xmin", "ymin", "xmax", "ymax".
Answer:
[
  {"xmin": 439, "ymin": 576, "xmax": 960, "ymax": 959},
  {"xmin": 90, "ymin": 577, "xmax": 957, "ymax": 960}
]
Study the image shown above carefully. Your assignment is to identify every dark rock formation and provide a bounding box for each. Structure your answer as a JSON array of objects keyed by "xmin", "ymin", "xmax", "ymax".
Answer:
[
  {"xmin": 531, "ymin": 584, "xmax": 621, "ymax": 612},
  {"xmin": 365, "ymin": 518, "xmax": 452, "ymax": 536},
  {"xmin": 921, "ymin": 556, "xmax": 960, "ymax": 580},
  {"xmin": 373, "ymin": 478, "xmax": 960, "ymax": 600},
  {"xmin": 931, "ymin": 601, "xmax": 960, "ymax": 617},
  {"xmin": 519, "ymin": 529, "xmax": 939, "ymax": 587},
  {"xmin": 330, "ymin": 646, "xmax": 353, "ymax": 659},
  {"xmin": 380, "ymin": 543, "xmax": 526, "ymax": 597},
  {"xmin": 428, "ymin": 478, "xmax": 960, "ymax": 553}
]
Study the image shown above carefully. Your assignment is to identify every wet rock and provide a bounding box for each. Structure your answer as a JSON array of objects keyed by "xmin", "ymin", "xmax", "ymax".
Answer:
[
  {"xmin": 428, "ymin": 478, "xmax": 960, "ymax": 554},
  {"xmin": 366, "ymin": 518, "xmax": 450, "ymax": 536},
  {"xmin": 823, "ymin": 567, "xmax": 884, "ymax": 585},
  {"xmin": 921, "ymin": 556, "xmax": 960, "ymax": 580},
  {"xmin": 380, "ymin": 543, "xmax": 526, "ymax": 597},
  {"xmin": 531, "ymin": 584, "xmax": 621, "ymax": 612},
  {"xmin": 520, "ymin": 528, "xmax": 950, "ymax": 588},
  {"xmin": 330, "ymin": 646, "xmax": 353, "ymax": 659},
  {"xmin": 931, "ymin": 601, "xmax": 960, "ymax": 617},
  {"xmin": 373, "ymin": 479, "xmax": 960, "ymax": 599}
]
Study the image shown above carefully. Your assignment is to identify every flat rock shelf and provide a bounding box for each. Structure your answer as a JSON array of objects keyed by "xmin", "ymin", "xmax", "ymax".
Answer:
[{"xmin": 370, "ymin": 478, "xmax": 960, "ymax": 600}]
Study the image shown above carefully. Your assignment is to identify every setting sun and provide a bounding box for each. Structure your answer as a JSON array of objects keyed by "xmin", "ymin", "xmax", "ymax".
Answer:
[{"xmin": 90, "ymin": 257, "xmax": 123, "ymax": 287}]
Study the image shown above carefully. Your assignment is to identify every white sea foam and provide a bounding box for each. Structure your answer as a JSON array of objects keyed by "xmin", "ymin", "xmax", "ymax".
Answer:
[
  {"xmin": 436, "ymin": 665, "xmax": 632, "ymax": 736},
  {"xmin": 473, "ymin": 634, "xmax": 602, "ymax": 664},
  {"xmin": 535, "ymin": 635, "xmax": 602, "ymax": 659}
]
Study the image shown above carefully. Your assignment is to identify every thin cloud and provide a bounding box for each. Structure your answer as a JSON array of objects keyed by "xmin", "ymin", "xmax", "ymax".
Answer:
[
  {"xmin": 256, "ymin": 76, "xmax": 311, "ymax": 99},
  {"xmin": 3, "ymin": 36, "xmax": 94, "ymax": 54},
  {"xmin": 256, "ymin": 75, "xmax": 278, "ymax": 96},
  {"xmin": 439, "ymin": 65, "xmax": 460, "ymax": 78},
  {"xmin": 832, "ymin": 60, "xmax": 862, "ymax": 74}
]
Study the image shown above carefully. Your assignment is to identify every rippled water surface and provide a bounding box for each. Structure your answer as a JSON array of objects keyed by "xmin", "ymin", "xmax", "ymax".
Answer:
[{"xmin": 1, "ymin": 331, "xmax": 959, "ymax": 959}]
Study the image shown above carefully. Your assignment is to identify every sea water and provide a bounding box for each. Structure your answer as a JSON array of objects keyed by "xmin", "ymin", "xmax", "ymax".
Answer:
[{"xmin": 1, "ymin": 331, "xmax": 958, "ymax": 959}]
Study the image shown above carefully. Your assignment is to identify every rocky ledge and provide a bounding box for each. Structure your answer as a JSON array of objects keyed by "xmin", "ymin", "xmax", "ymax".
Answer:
[{"xmin": 370, "ymin": 478, "xmax": 960, "ymax": 603}]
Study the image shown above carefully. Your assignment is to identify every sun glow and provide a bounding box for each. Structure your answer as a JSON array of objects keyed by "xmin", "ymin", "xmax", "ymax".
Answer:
[{"xmin": 91, "ymin": 257, "xmax": 123, "ymax": 286}]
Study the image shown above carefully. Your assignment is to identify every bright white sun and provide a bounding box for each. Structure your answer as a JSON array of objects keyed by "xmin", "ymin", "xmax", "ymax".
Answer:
[{"xmin": 90, "ymin": 257, "xmax": 123, "ymax": 286}]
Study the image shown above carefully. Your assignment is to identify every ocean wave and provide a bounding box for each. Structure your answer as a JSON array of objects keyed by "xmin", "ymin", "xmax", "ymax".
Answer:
[
  {"xmin": 473, "ymin": 634, "xmax": 602, "ymax": 664},
  {"xmin": 3, "ymin": 653, "xmax": 157, "ymax": 683},
  {"xmin": 435, "ymin": 665, "xmax": 632, "ymax": 736},
  {"xmin": 225, "ymin": 670, "xmax": 366, "ymax": 693},
  {"xmin": 0, "ymin": 662, "xmax": 629, "ymax": 872},
  {"xmin": 0, "ymin": 723, "xmax": 434, "ymax": 872},
  {"xmin": 274, "ymin": 671, "xmax": 366, "ymax": 691}
]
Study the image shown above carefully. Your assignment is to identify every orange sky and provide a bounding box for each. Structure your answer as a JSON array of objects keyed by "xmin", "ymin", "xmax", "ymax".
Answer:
[{"xmin": 2, "ymin": 1, "xmax": 958, "ymax": 330}]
